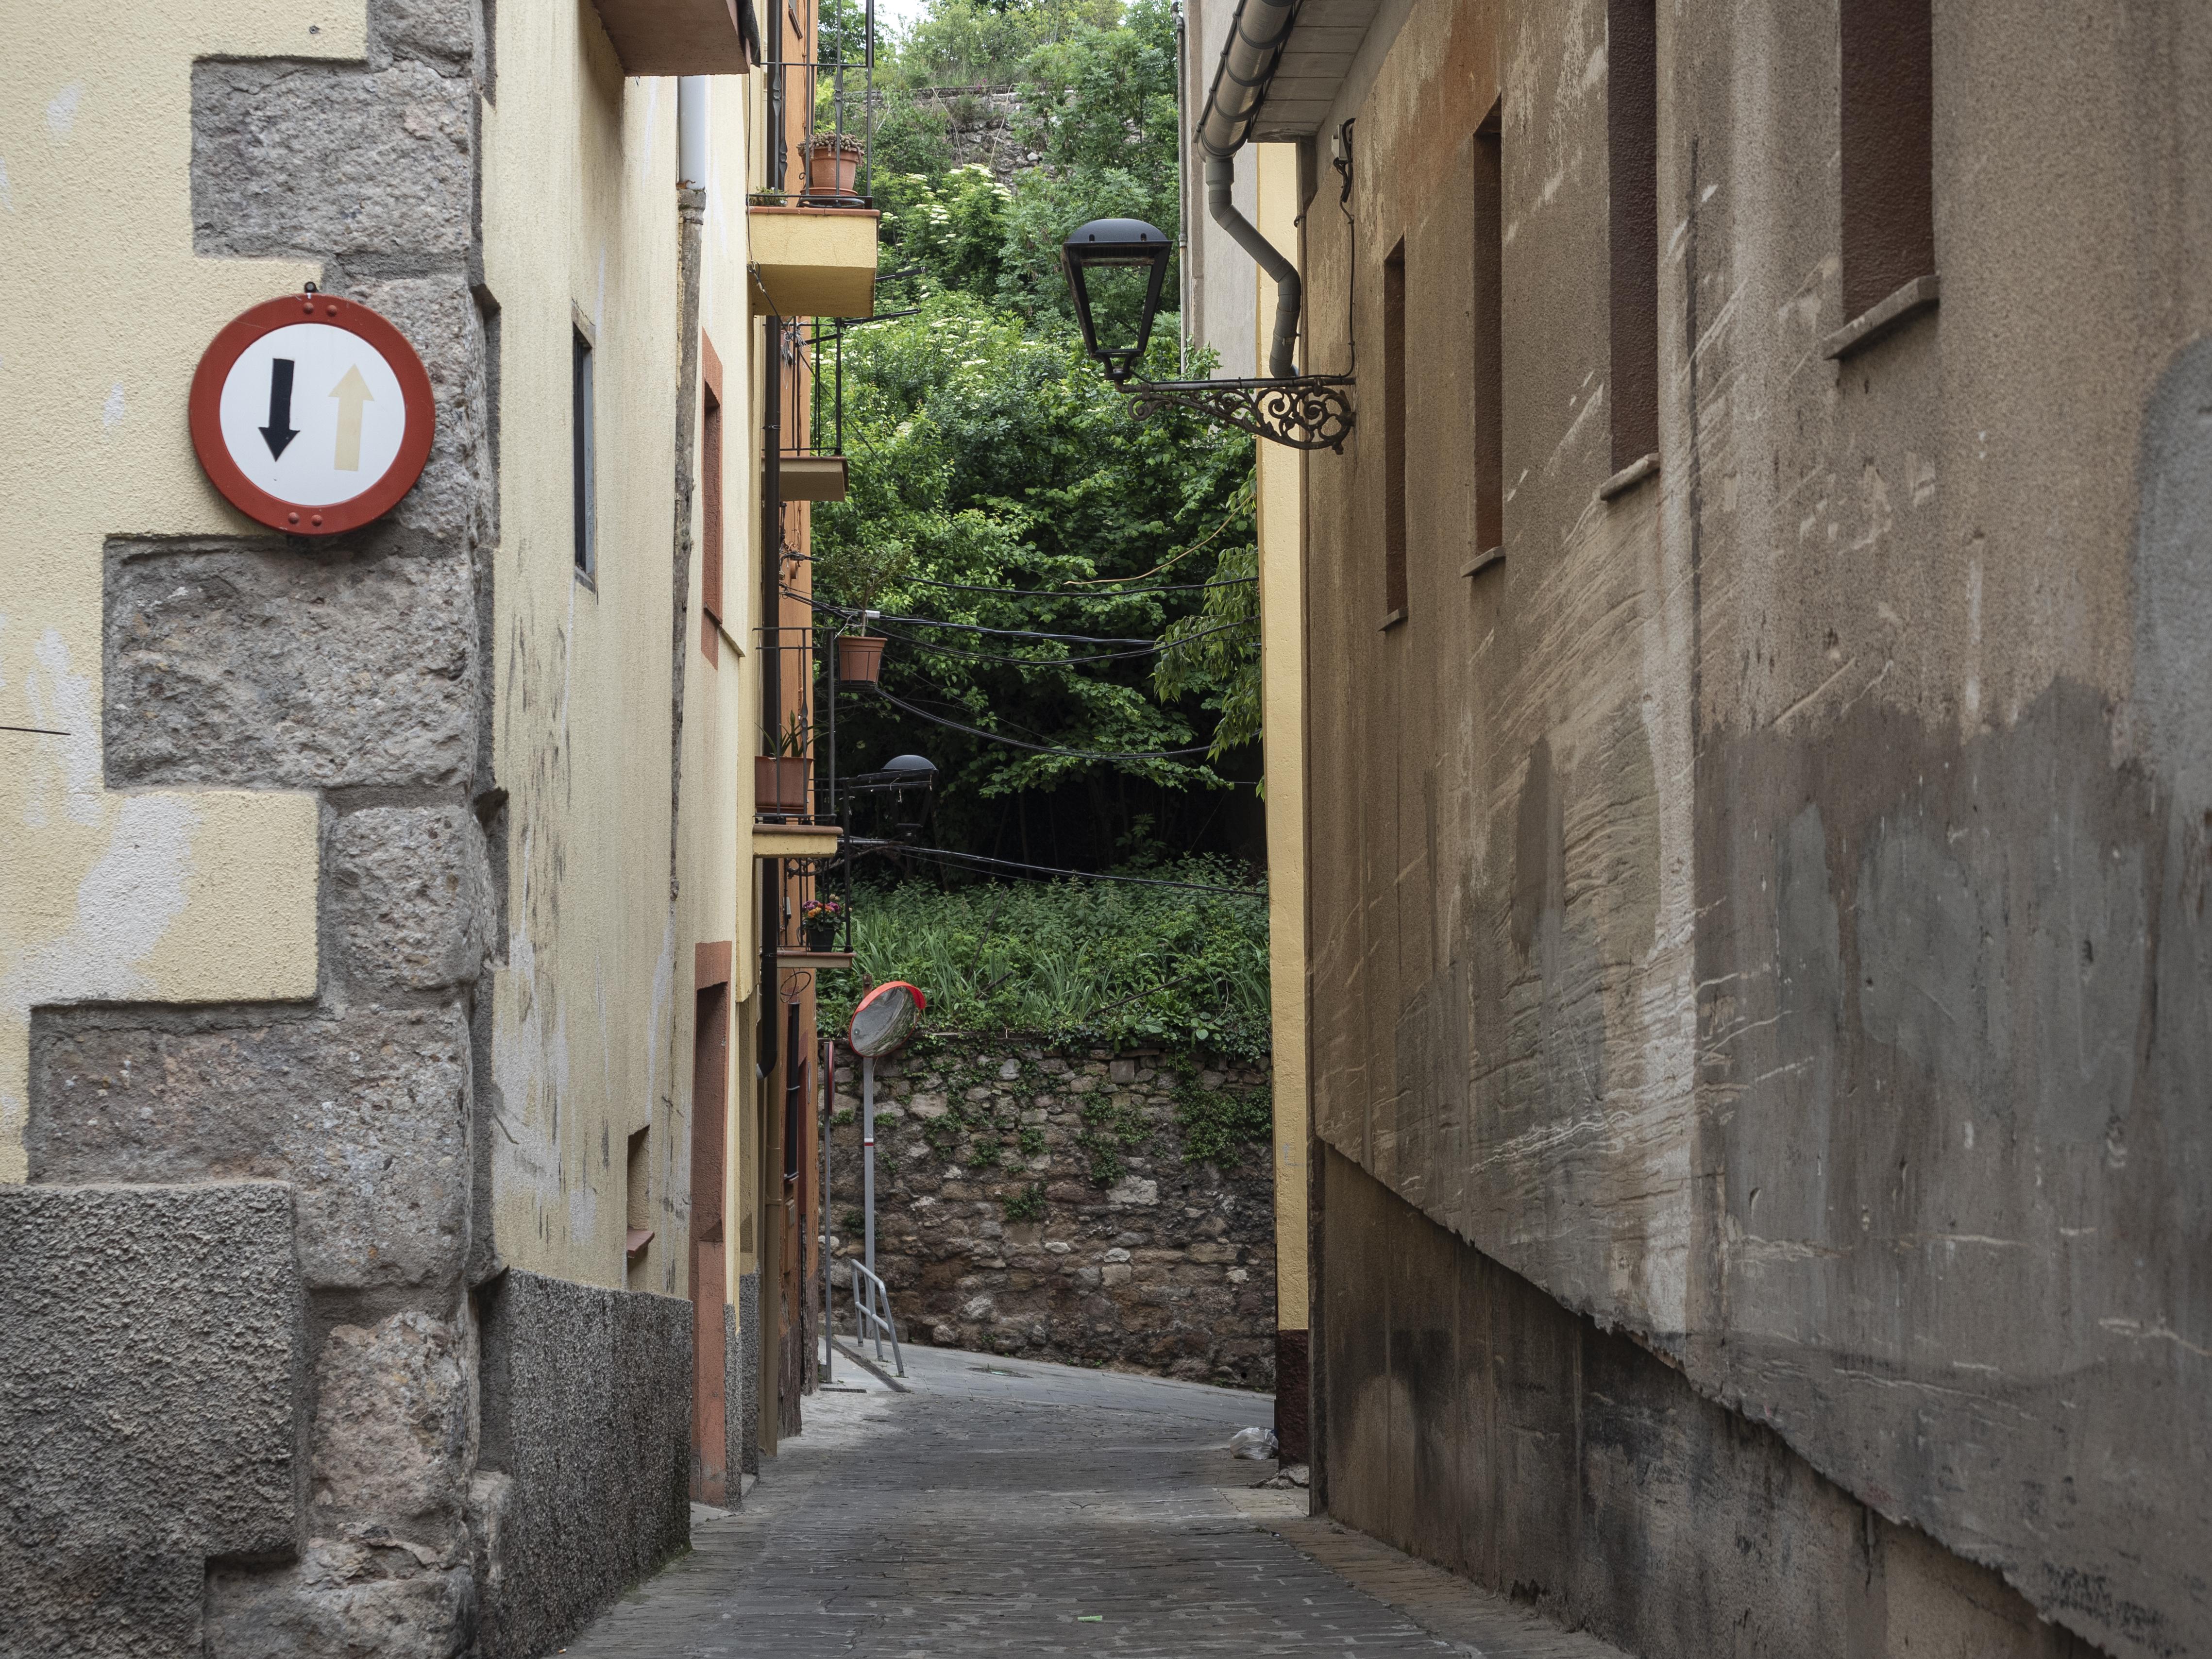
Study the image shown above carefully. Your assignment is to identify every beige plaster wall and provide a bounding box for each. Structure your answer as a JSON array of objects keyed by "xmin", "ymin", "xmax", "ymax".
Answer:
[
  {"xmin": 479, "ymin": 14, "xmax": 757, "ymax": 1298},
  {"xmin": 0, "ymin": 5, "xmax": 349, "ymax": 1183}
]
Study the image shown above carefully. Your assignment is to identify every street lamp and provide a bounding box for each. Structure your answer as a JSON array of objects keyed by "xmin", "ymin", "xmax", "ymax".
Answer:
[
  {"xmin": 1061, "ymin": 219, "xmax": 1174, "ymax": 386},
  {"xmin": 1059, "ymin": 216, "xmax": 1354, "ymax": 452}
]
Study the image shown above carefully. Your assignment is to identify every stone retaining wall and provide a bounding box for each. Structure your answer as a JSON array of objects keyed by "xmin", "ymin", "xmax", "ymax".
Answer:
[{"xmin": 827, "ymin": 1044, "xmax": 1277, "ymax": 1389}]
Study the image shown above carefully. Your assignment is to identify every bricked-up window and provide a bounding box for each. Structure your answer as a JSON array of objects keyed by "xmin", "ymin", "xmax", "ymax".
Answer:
[
  {"xmin": 1472, "ymin": 113, "xmax": 1504, "ymax": 559},
  {"xmin": 572, "ymin": 325, "xmax": 596, "ymax": 577},
  {"xmin": 1607, "ymin": 0, "xmax": 1658, "ymax": 473},
  {"xmin": 1840, "ymin": 0, "xmax": 1934, "ymax": 320},
  {"xmin": 1383, "ymin": 237, "xmax": 1409, "ymax": 622}
]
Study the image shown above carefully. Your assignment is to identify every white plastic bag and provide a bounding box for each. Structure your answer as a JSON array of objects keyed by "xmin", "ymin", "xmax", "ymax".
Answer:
[{"xmin": 1229, "ymin": 1426, "xmax": 1279, "ymax": 1460}]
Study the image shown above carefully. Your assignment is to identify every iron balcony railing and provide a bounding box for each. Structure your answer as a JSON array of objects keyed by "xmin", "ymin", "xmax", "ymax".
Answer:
[{"xmin": 762, "ymin": 0, "xmax": 878, "ymax": 209}]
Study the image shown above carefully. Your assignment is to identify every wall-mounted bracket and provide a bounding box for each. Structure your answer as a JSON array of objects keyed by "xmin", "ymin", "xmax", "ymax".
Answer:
[{"xmin": 1123, "ymin": 375, "xmax": 1355, "ymax": 452}]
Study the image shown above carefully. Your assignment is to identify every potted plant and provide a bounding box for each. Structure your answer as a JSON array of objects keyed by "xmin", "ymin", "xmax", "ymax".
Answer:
[
  {"xmin": 835, "ymin": 630, "xmax": 886, "ymax": 687},
  {"xmin": 801, "ymin": 896, "xmax": 845, "ymax": 951},
  {"xmin": 754, "ymin": 711, "xmax": 811, "ymax": 815},
  {"xmin": 803, "ymin": 132, "xmax": 864, "ymax": 200}
]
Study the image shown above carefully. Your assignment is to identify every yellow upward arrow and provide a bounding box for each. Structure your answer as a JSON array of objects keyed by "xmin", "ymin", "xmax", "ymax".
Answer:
[{"xmin": 330, "ymin": 365, "xmax": 374, "ymax": 471}]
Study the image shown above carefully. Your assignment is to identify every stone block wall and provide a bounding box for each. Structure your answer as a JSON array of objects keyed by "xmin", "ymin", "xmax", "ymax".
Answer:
[
  {"xmin": 829, "ymin": 1044, "xmax": 1277, "ymax": 1388},
  {"xmin": 5, "ymin": 5, "xmax": 690, "ymax": 1655},
  {"xmin": 0, "ymin": 1183, "xmax": 304, "ymax": 1659}
]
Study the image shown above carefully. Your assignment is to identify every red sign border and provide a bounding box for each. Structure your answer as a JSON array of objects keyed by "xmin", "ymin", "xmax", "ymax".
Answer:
[{"xmin": 188, "ymin": 293, "xmax": 437, "ymax": 537}]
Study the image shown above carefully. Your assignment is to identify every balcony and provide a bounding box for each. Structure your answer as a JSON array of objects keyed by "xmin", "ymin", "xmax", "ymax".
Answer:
[
  {"xmin": 590, "ymin": 0, "xmax": 750, "ymax": 75},
  {"xmin": 748, "ymin": 207, "xmax": 878, "ymax": 319}
]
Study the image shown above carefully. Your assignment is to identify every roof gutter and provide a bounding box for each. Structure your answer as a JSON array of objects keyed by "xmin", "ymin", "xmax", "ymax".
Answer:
[{"xmin": 1195, "ymin": 0, "xmax": 1303, "ymax": 379}]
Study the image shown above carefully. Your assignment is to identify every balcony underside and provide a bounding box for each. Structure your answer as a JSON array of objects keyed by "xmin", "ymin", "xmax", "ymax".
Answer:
[
  {"xmin": 749, "ymin": 206, "xmax": 879, "ymax": 319},
  {"xmin": 591, "ymin": 0, "xmax": 749, "ymax": 75}
]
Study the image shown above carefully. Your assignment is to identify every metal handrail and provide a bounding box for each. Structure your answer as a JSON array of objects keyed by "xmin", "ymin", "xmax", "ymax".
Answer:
[{"xmin": 849, "ymin": 1259, "xmax": 904, "ymax": 1375}]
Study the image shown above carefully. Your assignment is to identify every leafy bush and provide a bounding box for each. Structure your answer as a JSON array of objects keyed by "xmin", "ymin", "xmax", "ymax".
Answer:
[{"xmin": 818, "ymin": 864, "xmax": 1270, "ymax": 1060}]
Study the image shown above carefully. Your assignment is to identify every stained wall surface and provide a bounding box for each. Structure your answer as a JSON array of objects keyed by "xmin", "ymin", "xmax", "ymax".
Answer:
[
  {"xmin": 1, "ymin": 0, "xmax": 764, "ymax": 1652},
  {"xmin": 1294, "ymin": 1, "xmax": 2212, "ymax": 1656}
]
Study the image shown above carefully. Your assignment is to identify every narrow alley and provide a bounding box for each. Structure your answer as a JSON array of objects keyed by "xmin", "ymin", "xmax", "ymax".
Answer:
[{"xmin": 563, "ymin": 1347, "xmax": 1617, "ymax": 1659}]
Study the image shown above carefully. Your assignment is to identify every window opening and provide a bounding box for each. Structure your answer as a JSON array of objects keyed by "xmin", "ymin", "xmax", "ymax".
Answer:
[
  {"xmin": 1383, "ymin": 237, "xmax": 1408, "ymax": 623},
  {"xmin": 1607, "ymin": 0, "xmax": 1658, "ymax": 473}
]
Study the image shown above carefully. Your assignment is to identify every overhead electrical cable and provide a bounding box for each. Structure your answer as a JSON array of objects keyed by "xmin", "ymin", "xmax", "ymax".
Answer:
[
  {"xmin": 895, "ymin": 572, "xmax": 1255, "ymax": 599},
  {"xmin": 869, "ymin": 686, "xmax": 1215, "ymax": 760},
  {"xmin": 785, "ymin": 589, "xmax": 1159, "ymax": 646},
  {"xmin": 844, "ymin": 839, "xmax": 1266, "ymax": 899},
  {"xmin": 869, "ymin": 615, "xmax": 1255, "ymax": 669}
]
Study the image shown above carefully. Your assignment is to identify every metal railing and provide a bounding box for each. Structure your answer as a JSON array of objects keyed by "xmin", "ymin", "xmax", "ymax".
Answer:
[
  {"xmin": 849, "ymin": 1259, "xmax": 904, "ymax": 1374},
  {"xmin": 762, "ymin": 0, "xmax": 878, "ymax": 208}
]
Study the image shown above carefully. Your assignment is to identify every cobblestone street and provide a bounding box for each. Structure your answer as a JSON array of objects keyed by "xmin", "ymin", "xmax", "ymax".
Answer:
[{"xmin": 561, "ymin": 1346, "xmax": 1620, "ymax": 1658}]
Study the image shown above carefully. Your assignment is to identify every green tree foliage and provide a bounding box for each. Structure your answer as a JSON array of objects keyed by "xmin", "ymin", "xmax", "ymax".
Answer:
[
  {"xmin": 816, "ymin": 868, "xmax": 1272, "ymax": 1061},
  {"xmin": 814, "ymin": 0, "xmax": 1262, "ymax": 863},
  {"xmin": 815, "ymin": 297, "xmax": 1251, "ymax": 836}
]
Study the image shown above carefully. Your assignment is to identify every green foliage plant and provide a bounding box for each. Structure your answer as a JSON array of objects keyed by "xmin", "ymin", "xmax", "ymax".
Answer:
[
  {"xmin": 1173, "ymin": 1077, "xmax": 1273, "ymax": 1168},
  {"xmin": 1002, "ymin": 1182, "xmax": 1047, "ymax": 1223},
  {"xmin": 817, "ymin": 865, "xmax": 1270, "ymax": 1061}
]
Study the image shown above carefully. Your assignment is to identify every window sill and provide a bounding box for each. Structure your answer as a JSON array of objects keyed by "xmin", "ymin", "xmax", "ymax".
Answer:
[
  {"xmin": 625, "ymin": 1228, "xmax": 653, "ymax": 1261},
  {"xmin": 1378, "ymin": 608, "xmax": 1407, "ymax": 632},
  {"xmin": 1822, "ymin": 274, "xmax": 1939, "ymax": 361},
  {"xmin": 1461, "ymin": 547, "xmax": 1504, "ymax": 578},
  {"xmin": 574, "ymin": 565, "xmax": 598, "ymax": 596},
  {"xmin": 1598, "ymin": 452, "xmax": 1659, "ymax": 503}
]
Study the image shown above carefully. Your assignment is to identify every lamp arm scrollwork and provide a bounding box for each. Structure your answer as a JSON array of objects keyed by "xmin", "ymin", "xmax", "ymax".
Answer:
[{"xmin": 1122, "ymin": 376, "xmax": 1355, "ymax": 452}]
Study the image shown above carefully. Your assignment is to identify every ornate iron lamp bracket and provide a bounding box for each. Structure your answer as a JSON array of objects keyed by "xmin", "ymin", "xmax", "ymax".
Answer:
[{"xmin": 1123, "ymin": 375, "xmax": 1355, "ymax": 452}]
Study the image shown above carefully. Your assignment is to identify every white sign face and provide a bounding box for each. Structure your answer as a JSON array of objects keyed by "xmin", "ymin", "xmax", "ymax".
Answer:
[{"xmin": 215, "ymin": 322, "xmax": 412, "ymax": 507}]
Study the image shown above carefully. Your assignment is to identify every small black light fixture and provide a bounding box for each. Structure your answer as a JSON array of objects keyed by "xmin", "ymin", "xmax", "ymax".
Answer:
[
  {"xmin": 1062, "ymin": 219, "xmax": 1173, "ymax": 386},
  {"xmin": 1060, "ymin": 215, "xmax": 1354, "ymax": 451}
]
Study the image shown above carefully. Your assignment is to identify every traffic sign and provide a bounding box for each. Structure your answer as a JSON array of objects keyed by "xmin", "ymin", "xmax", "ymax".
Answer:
[{"xmin": 189, "ymin": 290, "xmax": 435, "ymax": 536}]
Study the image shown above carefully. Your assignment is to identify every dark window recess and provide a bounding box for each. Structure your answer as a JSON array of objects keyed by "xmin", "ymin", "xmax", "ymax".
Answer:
[
  {"xmin": 1472, "ymin": 110, "xmax": 1504, "ymax": 560},
  {"xmin": 1383, "ymin": 237, "xmax": 1409, "ymax": 621},
  {"xmin": 701, "ymin": 382, "xmax": 724, "ymax": 660},
  {"xmin": 1607, "ymin": 0, "xmax": 1658, "ymax": 472},
  {"xmin": 572, "ymin": 326, "xmax": 595, "ymax": 577},
  {"xmin": 1840, "ymin": 0, "xmax": 1935, "ymax": 321},
  {"xmin": 625, "ymin": 1126, "xmax": 651, "ymax": 1269},
  {"xmin": 782, "ymin": 999, "xmax": 805, "ymax": 1187}
]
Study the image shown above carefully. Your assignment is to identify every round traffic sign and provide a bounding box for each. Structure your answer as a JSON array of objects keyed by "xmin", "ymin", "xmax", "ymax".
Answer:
[{"xmin": 189, "ymin": 291, "xmax": 435, "ymax": 536}]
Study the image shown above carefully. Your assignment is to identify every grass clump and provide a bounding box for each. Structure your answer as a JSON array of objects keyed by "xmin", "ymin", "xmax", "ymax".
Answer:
[{"xmin": 818, "ymin": 862, "xmax": 1269, "ymax": 1060}]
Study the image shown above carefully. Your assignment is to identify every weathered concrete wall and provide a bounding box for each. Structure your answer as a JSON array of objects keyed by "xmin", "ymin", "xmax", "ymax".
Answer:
[
  {"xmin": 0, "ymin": 1183, "xmax": 304, "ymax": 1658},
  {"xmin": 1317, "ymin": 1148, "xmax": 2103, "ymax": 1659},
  {"xmin": 474, "ymin": 1270, "xmax": 693, "ymax": 1659},
  {"xmin": 1295, "ymin": 0, "xmax": 2212, "ymax": 1653},
  {"xmin": 832, "ymin": 1045, "xmax": 1277, "ymax": 1387}
]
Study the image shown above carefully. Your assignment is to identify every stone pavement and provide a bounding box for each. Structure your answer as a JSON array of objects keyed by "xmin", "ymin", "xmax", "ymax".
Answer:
[{"xmin": 558, "ymin": 1344, "xmax": 1626, "ymax": 1658}]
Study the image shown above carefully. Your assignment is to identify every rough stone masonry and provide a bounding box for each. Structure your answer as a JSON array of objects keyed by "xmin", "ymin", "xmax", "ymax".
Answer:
[{"xmin": 830, "ymin": 1044, "xmax": 1278, "ymax": 1388}]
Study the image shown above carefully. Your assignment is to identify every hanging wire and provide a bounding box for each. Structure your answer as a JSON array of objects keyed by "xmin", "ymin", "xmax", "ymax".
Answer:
[
  {"xmin": 894, "ymin": 571, "xmax": 1256, "ymax": 599},
  {"xmin": 845, "ymin": 839, "xmax": 1266, "ymax": 898},
  {"xmin": 868, "ymin": 615, "xmax": 1255, "ymax": 669},
  {"xmin": 786, "ymin": 589, "xmax": 1159, "ymax": 646},
  {"xmin": 869, "ymin": 686, "xmax": 1214, "ymax": 760}
]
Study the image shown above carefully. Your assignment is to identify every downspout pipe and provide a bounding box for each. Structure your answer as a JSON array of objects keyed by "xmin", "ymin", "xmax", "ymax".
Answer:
[
  {"xmin": 678, "ymin": 76, "xmax": 708, "ymax": 189},
  {"xmin": 1195, "ymin": 0, "xmax": 1303, "ymax": 379}
]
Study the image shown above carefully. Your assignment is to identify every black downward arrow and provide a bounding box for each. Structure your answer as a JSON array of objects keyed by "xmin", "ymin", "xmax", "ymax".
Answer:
[{"xmin": 260, "ymin": 357, "xmax": 299, "ymax": 459}]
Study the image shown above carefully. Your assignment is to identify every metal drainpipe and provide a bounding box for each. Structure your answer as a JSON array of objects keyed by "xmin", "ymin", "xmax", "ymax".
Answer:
[
  {"xmin": 758, "ymin": 312, "xmax": 784, "ymax": 1081},
  {"xmin": 1194, "ymin": 0, "xmax": 1303, "ymax": 379},
  {"xmin": 678, "ymin": 76, "xmax": 708, "ymax": 188}
]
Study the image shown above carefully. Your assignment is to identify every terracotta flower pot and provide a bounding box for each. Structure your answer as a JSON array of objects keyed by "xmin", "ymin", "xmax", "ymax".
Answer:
[
  {"xmin": 755, "ymin": 755, "xmax": 810, "ymax": 814},
  {"xmin": 836, "ymin": 634, "xmax": 886, "ymax": 686},
  {"xmin": 804, "ymin": 136, "xmax": 863, "ymax": 199}
]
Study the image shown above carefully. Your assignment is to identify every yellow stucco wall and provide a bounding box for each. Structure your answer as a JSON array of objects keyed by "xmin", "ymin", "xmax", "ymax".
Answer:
[
  {"xmin": 1255, "ymin": 142, "xmax": 1310, "ymax": 1332},
  {"xmin": 479, "ymin": 16, "xmax": 760, "ymax": 1297},
  {"xmin": 0, "ymin": 6, "xmax": 350, "ymax": 1181}
]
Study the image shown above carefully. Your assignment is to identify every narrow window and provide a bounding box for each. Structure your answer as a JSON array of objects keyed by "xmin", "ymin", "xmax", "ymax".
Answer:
[
  {"xmin": 1607, "ymin": 0, "xmax": 1658, "ymax": 474},
  {"xmin": 701, "ymin": 335, "xmax": 725, "ymax": 662},
  {"xmin": 1471, "ymin": 111, "xmax": 1504, "ymax": 564},
  {"xmin": 1383, "ymin": 237, "xmax": 1409, "ymax": 624},
  {"xmin": 1840, "ymin": 0, "xmax": 1935, "ymax": 322},
  {"xmin": 572, "ymin": 324, "xmax": 595, "ymax": 578},
  {"xmin": 624, "ymin": 1125, "xmax": 652, "ymax": 1283}
]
